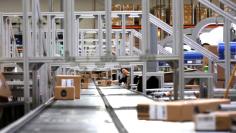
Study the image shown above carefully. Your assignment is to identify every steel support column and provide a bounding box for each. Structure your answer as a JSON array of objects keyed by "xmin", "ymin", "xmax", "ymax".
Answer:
[
  {"xmin": 22, "ymin": 0, "xmax": 30, "ymax": 113},
  {"xmin": 105, "ymin": 0, "xmax": 112, "ymax": 56},
  {"xmin": 64, "ymin": 0, "xmax": 74, "ymax": 57},
  {"xmin": 173, "ymin": 0, "xmax": 184, "ymax": 100},
  {"xmin": 141, "ymin": 0, "xmax": 150, "ymax": 55},
  {"xmin": 98, "ymin": 15, "xmax": 103, "ymax": 56},
  {"xmin": 224, "ymin": 19, "xmax": 231, "ymax": 87},
  {"xmin": 121, "ymin": 14, "xmax": 126, "ymax": 56}
]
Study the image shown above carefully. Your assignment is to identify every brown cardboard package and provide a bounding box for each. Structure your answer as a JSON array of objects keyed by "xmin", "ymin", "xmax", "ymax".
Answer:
[
  {"xmin": 137, "ymin": 104, "xmax": 150, "ymax": 120},
  {"xmin": 97, "ymin": 80, "xmax": 107, "ymax": 86},
  {"xmin": 0, "ymin": 73, "xmax": 12, "ymax": 98},
  {"xmin": 54, "ymin": 86, "xmax": 75, "ymax": 100},
  {"xmin": 195, "ymin": 111, "xmax": 236, "ymax": 131},
  {"xmin": 137, "ymin": 99, "xmax": 230, "ymax": 121},
  {"xmin": 81, "ymin": 83, "xmax": 89, "ymax": 89},
  {"xmin": 107, "ymin": 80, "xmax": 112, "ymax": 86},
  {"xmin": 192, "ymin": 99, "xmax": 230, "ymax": 113},
  {"xmin": 81, "ymin": 78, "xmax": 90, "ymax": 83},
  {"xmin": 56, "ymin": 75, "xmax": 81, "ymax": 99},
  {"xmin": 91, "ymin": 74, "xmax": 99, "ymax": 79}
]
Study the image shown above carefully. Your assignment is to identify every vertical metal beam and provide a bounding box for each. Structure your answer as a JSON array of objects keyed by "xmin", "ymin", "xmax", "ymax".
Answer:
[
  {"xmin": 46, "ymin": 15, "xmax": 51, "ymax": 56},
  {"xmin": 224, "ymin": 19, "xmax": 231, "ymax": 87},
  {"xmin": 142, "ymin": 63, "xmax": 147, "ymax": 94},
  {"xmin": 98, "ymin": 15, "xmax": 103, "ymax": 56},
  {"xmin": 32, "ymin": 69, "xmax": 39, "ymax": 108},
  {"xmin": 105, "ymin": 0, "xmax": 112, "ymax": 56},
  {"xmin": 208, "ymin": 61, "xmax": 213, "ymax": 98},
  {"xmin": 142, "ymin": 0, "xmax": 150, "ymax": 95},
  {"xmin": 75, "ymin": 18, "xmax": 79, "ymax": 56},
  {"xmin": 0, "ymin": 13, "xmax": 3, "ymax": 58},
  {"xmin": 64, "ymin": 0, "xmax": 74, "ymax": 57},
  {"xmin": 130, "ymin": 65, "xmax": 134, "ymax": 85},
  {"xmin": 49, "ymin": 0, "xmax": 53, "ymax": 12},
  {"xmin": 141, "ymin": 0, "xmax": 150, "ymax": 55},
  {"xmin": 115, "ymin": 31, "xmax": 119, "ymax": 56},
  {"xmin": 147, "ymin": 23, "xmax": 158, "ymax": 72},
  {"xmin": 22, "ymin": 0, "xmax": 30, "ymax": 113},
  {"xmin": 81, "ymin": 32, "xmax": 85, "ymax": 56},
  {"xmin": 32, "ymin": 0, "xmax": 37, "ymax": 57},
  {"xmin": 121, "ymin": 14, "xmax": 126, "ymax": 56},
  {"xmin": 129, "ymin": 31, "xmax": 134, "ymax": 56},
  {"xmin": 173, "ymin": 0, "xmax": 184, "ymax": 100}
]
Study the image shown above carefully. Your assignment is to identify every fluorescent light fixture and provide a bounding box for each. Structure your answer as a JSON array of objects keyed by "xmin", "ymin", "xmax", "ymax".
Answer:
[
  {"xmin": 128, "ymin": 14, "xmax": 140, "ymax": 18},
  {"xmin": 80, "ymin": 14, "xmax": 95, "ymax": 19}
]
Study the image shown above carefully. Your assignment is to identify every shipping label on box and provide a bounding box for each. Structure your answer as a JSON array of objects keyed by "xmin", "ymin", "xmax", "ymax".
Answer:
[
  {"xmin": 195, "ymin": 114, "xmax": 216, "ymax": 130},
  {"xmin": 149, "ymin": 105, "xmax": 157, "ymax": 120},
  {"xmin": 157, "ymin": 105, "xmax": 167, "ymax": 120}
]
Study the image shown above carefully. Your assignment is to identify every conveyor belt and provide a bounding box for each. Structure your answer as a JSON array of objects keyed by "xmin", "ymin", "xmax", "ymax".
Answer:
[
  {"xmin": 1, "ymin": 83, "xmax": 119, "ymax": 133},
  {"xmin": 2, "ymin": 83, "xmax": 229, "ymax": 133}
]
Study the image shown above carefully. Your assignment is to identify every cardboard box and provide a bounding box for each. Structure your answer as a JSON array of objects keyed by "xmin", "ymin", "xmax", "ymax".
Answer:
[
  {"xmin": 54, "ymin": 86, "xmax": 75, "ymax": 100},
  {"xmin": 56, "ymin": 75, "xmax": 81, "ymax": 99},
  {"xmin": 107, "ymin": 80, "xmax": 112, "ymax": 86},
  {"xmin": 97, "ymin": 80, "xmax": 107, "ymax": 86},
  {"xmin": 81, "ymin": 78, "xmax": 90, "ymax": 83},
  {"xmin": 0, "ymin": 73, "xmax": 12, "ymax": 98},
  {"xmin": 195, "ymin": 111, "xmax": 236, "ymax": 131},
  {"xmin": 81, "ymin": 83, "xmax": 89, "ymax": 89},
  {"xmin": 97, "ymin": 80, "xmax": 112, "ymax": 86},
  {"xmin": 137, "ymin": 99, "xmax": 230, "ymax": 121}
]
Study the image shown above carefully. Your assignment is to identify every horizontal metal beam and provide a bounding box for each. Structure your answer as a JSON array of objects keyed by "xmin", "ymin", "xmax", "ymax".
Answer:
[
  {"xmin": 0, "ymin": 55, "xmax": 179, "ymax": 64},
  {"xmin": 2, "ymin": 11, "xmax": 142, "ymax": 17},
  {"xmin": 184, "ymin": 72, "xmax": 214, "ymax": 78}
]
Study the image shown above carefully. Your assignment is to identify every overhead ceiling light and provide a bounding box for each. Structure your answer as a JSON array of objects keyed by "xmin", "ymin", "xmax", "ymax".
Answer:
[{"xmin": 80, "ymin": 14, "xmax": 95, "ymax": 19}]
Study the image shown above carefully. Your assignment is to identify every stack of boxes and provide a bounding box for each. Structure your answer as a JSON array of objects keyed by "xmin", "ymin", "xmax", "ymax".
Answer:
[
  {"xmin": 97, "ymin": 80, "xmax": 112, "ymax": 87},
  {"xmin": 112, "ymin": 4, "xmax": 141, "ymax": 26},
  {"xmin": 184, "ymin": 4, "xmax": 192, "ymax": 25},
  {"xmin": 81, "ymin": 74, "xmax": 91, "ymax": 89},
  {"xmin": 54, "ymin": 75, "xmax": 81, "ymax": 100}
]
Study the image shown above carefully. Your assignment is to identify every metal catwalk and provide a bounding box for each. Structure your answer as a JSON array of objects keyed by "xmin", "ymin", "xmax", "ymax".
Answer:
[{"xmin": 2, "ymin": 83, "xmax": 198, "ymax": 133}]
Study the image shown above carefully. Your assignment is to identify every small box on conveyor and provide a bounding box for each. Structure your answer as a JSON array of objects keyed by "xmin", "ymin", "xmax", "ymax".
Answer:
[
  {"xmin": 195, "ymin": 111, "xmax": 236, "ymax": 131},
  {"xmin": 54, "ymin": 86, "xmax": 75, "ymax": 100},
  {"xmin": 81, "ymin": 83, "xmax": 89, "ymax": 89},
  {"xmin": 56, "ymin": 75, "xmax": 81, "ymax": 99}
]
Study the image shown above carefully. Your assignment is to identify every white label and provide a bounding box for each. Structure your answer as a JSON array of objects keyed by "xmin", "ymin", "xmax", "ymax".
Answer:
[
  {"xmin": 157, "ymin": 105, "xmax": 167, "ymax": 120},
  {"xmin": 187, "ymin": 60, "xmax": 193, "ymax": 64},
  {"xmin": 66, "ymin": 79, "xmax": 74, "ymax": 87},
  {"xmin": 195, "ymin": 114, "xmax": 216, "ymax": 130},
  {"xmin": 149, "ymin": 105, "xmax": 157, "ymax": 120},
  {"xmin": 61, "ymin": 79, "xmax": 67, "ymax": 87}
]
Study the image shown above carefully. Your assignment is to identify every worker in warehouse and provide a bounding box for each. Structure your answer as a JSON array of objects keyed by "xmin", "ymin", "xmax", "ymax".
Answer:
[{"xmin": 119, "ymin": 68, "xmax": 130, "ymax": 88}]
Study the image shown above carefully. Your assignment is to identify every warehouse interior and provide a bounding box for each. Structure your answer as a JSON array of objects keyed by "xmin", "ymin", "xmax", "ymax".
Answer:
[{"xmin": 0, "ymin": 0, "xmax": 236, "ymax": 132}]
